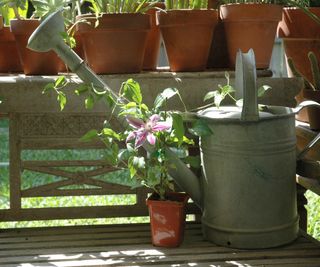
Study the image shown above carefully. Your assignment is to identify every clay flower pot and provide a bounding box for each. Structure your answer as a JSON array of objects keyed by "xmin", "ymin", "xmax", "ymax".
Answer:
[
  {"xmin": 220, "ymin": 4, "xmax": 282, "ymax": 69},
  {"xmin": 0, "ymin": 26, "xmax": 22, "ymax": 73},
  {"xmin": 278, "ymin": 7, "xmax": 320, "ymax": 39},
  {"xmin": 76, "ymin": 13, "xmax": 151, "ymax": 74},
  {"xmin": 146, "ymin": 192, "xmax": 189, "ymax": 247},
  {"xmin": 157, "ymin": 9, "xmax": 218, "ymax": 72},
  {"xmin": 10, "ymin": 19, "xmax": 62, "ymax": 75},
  {"xmin": 278, "ymin": 7, "xmax": 320, "ymax": 123}
]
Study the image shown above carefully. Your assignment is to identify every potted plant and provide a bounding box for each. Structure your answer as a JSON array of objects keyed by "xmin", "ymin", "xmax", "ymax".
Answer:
[
  {"xmin": 88, "ymin": 79, "xmax": 199, "ymax": 247},
  {"xmin": 218, "ymin": 0, "xmax": 288, "ymax": 69},
  {"xmin": 0, "ymin": 5, "xmax": 23, "ymax": 72},
  {"xmin": 75, "ymin": 0, "xmax": 154, "ymax": 74},
  {"xmin": 288, "ymin": 52, "xmax": 320, "ymax": 130},
  {"xmin": 1, "ymin": 0, "xmax": 72, "ymax": 75},
  {"xmin": 44, "ymin": 77, "xmax": 209, "ymax": 247},
  {"xmin": 157, "ymin": 0, "xmax": 218, "ymax": 71}
]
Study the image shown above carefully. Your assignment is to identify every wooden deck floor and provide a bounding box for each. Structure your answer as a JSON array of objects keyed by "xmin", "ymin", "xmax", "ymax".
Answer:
[{"xmin": 0, "ymin": 223, "xmax": 320, "ymax": 267}]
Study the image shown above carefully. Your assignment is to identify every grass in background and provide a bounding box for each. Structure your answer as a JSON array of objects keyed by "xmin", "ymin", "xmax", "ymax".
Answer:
[
  {"xmin": 306, "ymin": 190, "xmax": 320, "ymax": 240},
  {"xmin": 0, "ymin": 118, "xmax": 319, "ymax": 239}
]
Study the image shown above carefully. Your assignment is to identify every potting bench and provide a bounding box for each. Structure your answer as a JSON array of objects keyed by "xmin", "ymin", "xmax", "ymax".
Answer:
[{"xmin": 0, "ymin": 71, "xmax": 320, "ymax": 266}]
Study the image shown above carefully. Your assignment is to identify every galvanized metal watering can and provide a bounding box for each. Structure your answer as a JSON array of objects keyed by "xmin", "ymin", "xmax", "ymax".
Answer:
[{"xmin": 28, "ymin": 11, "xmax": 320, "ymax": 249}]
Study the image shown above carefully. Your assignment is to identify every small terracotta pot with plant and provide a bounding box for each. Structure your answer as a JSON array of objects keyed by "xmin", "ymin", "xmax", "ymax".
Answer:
[
  {"xmin": 1, "ymin": 0, "xmax": 77, "ymax": 75},
  {"xmin": 0, "ymin": 9, "xmax": 22, "ymax": 73},
  {"xmin": 76, "ymin": 0, "xmax": 155, "ymax": 74},
  {"xmin": 157, "ymin": 0, "xmax": 218, "ymax": 71},
  {"xmin": 219, "ymin": 0, "xmax": 289, "ymax": 69},
  {"xmin": 45, "ymin": 77, "xmax": 211, "ymax": 247}
]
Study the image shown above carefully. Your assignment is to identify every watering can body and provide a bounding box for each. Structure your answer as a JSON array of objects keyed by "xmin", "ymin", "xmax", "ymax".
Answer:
[
  {"xmin": 197, "ymin": 50, "xmax": 320, "ymax": 248},
  {"xmin": 28, "ymin": 12, "xmax": 320, "ymax": 249},
  {"xmin": 199, "ymin": 108, "xmax": 298, "ymax": 248}
]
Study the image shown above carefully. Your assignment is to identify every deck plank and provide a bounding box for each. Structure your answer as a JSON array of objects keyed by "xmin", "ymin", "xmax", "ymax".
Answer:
[{"xmin": 0, "ymin": 223, "xmax": 319, "ymax": 267}]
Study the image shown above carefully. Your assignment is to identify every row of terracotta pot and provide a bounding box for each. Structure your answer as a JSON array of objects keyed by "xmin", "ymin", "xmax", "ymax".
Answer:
[
  {"xmin": 77, "ymin": 4, "xmax": 283, "ymax": 74},
  {"xmin": 0, "ymin": 5, "xmax": 318, "ymax": 76}
]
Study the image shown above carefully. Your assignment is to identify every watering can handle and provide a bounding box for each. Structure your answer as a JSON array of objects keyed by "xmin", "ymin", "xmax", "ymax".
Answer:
[
  {"xmin": 295, "ymin": 100, "xmax": 320, "ymax": 160},
  {"xmin": 235, "ymin": 49, "xmax": 259, "ymax": 122}
]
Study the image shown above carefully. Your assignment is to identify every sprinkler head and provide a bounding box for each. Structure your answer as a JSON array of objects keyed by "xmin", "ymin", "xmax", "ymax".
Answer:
[{"xmin": 27, "ymin": 10, "xmax": 65, "ymax": 52}]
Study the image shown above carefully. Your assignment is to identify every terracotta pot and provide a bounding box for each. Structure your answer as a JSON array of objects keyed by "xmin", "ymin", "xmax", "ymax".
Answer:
[
  {"xmin": 220, "ymin": 4, "xmax": 282, "ymax": 69},
  {"xmin": 146, "ymin": 192, "xmax": 189, "ymax": 247},
  {"xmin": 278, "ymin": 7, "xmax": 320, "ymax": 38},
  {"xmin": 0, "ymin": 26, "xmax": 22, "ymax": 73},
  {"xmin": 157, "ymin": 9, "xmax": 218, "ymax": 72},
  {"xmin": 142, "ymin": 3, "xmax": 165, "ymax": 70},
  {"xmin": 76, "ymin": 13, "xmax": 151, "ymax": 74},
  {"xmin": 283, "ymin": 38, "xmax": 320, "ymax": 86},
  {"xmin": 283, "ymin": 39, "xmax": 320, "ymax": 123},
  {"xmin": 10, "ymin": 19, "xmax": 62, "ymax": 75},
  {"xmin": 303, "ymin": 90, "xmax": 320, "ymax": 130}
]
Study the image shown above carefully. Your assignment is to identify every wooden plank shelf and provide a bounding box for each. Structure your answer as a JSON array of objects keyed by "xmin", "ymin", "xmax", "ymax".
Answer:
[{"xmin": 0, "ymin": 222, "xmax": 319, "ymax": 267}]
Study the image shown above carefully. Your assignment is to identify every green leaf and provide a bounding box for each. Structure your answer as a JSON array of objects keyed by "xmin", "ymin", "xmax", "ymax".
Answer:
[
  {"xmin": 128, "ymin": 156, "xmax": 145, "ymax": 178},
  {"xmin": 85, "ymin": 94, "xmax": 94, "ymax": 109},
  {"xmin": 185, "ymin": 155, "xmax": 201, "ymax": 169},
  {"xmin": 189, "ymin": 119, "xmax": 213, "ymax": 137},
  {"xmin": 74, "ymin": 84, "xmax": 89, "ymax": 96},
  {"xmin": 104, "ymin": 93, "xmax": 116, "ymax": 108},
  {"xmin": 171, "ymin": 113, "xmax": 184, "ymax": 145},
  {"xmin": 221, "ymin": 84, "xmax": 235, "ymax": 95},
  {"xmin": 154, "ymin": 88, "xmax": 178, "ymax": 110},
  {"xmin": 42, "ymin": 83, "xmax": 55, "ymax": 94},
  {"xmin": 57, "ymin": 92, "xmax": 66, "ymax": 111},
  {"xmin": 213, "ymin": 91, "xmax": 224, "ymax": 108},
  {"xmin": 258, "ymin": 85, "xmax": 271, "ymax": 97},
  {"xmin": 203, "ymin": 91, "xmax": 216, "ymax": 102},
  {"xmin": 80, "ymin": 129, "xmax": 98, "ymax": 142},
  {"xmin": 123, "ymin": 79, "xmax": 142, "ymax": 104},
  {"xmin": 54, "ymin": 75, "xmax": 67, "ymax": 88},
  {"xmin": 140, "ymin": 103, "xmax": 149, "ymax": 112},
  {"xmin": 118, "ymin": 149, "xmax": 131, "ymax": 162},
  {"xmin": 101, "ymin": 128, "xmax": 120, "ymax": 140}
]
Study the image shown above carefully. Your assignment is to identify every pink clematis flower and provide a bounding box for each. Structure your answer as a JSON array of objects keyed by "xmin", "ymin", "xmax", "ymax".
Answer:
[{"xmin": 126, "ymin": 114, "xmax": 171, "ymax": 148}]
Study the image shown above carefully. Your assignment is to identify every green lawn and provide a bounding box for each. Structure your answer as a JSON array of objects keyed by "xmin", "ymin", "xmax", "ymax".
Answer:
[{"xmin": 0, "ymin": 118, "xmax": 319, "ymax": 240}]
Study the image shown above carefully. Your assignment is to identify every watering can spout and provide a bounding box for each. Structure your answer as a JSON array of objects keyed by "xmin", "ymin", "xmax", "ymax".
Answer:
[{"xmin": 27, "ymin": 10, "xmax": 204, "ymax": 209}]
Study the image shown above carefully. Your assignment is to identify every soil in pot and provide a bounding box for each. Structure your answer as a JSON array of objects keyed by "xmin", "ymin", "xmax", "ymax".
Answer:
[
  {"xmin": 76, "ymin": 13, "xmax": 151, "ymax": 74},
  {"xmin": 146, "ymin": 192, "xmax": 189, "ymax": 247},
  {"xmin": 220, "ymin": 4, "xmax": 282, "ymax": 69},
  {"xmin": 10, "ymin": 19, "xmax": 62, "ymax": 75},
  {"xmin": 157, "ymin": 9, "xmax": 218, "ymax": 72},
  {"xmin": 0, "ymin": 26, "xmax": 22, "ymax": 73}
]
